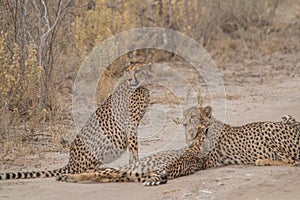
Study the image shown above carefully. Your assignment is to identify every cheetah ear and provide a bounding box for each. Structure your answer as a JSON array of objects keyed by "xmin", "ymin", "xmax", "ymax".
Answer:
[
  {"xmin": 203, "ymin": 106, "xmax": 212, "ymax": 118},
  {"xmin": 126, "ymin": 62, "xmax": 134, "ymax": 71}
]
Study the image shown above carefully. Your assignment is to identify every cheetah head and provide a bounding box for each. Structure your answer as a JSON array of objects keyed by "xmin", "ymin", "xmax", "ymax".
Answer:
[
  {"xmin": 126, "ymin": 62, "xmax": 154, "ymax": 88},
  {"xmin": 183, "ymin": 106, "xmax": 212, "ymax": 144}
]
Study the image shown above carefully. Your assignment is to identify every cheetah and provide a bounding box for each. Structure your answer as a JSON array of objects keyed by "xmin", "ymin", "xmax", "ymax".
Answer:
[
  {"xmin": 183, "ymin": 106, "xmax": 300, "ymax": 167},
  {"xmin": 57, "ymin": 125, "xmax": 208, "ymax": 186},
  {"xmin": 0, "ymin": 63, "xmax": 153, "ymax": 180}
]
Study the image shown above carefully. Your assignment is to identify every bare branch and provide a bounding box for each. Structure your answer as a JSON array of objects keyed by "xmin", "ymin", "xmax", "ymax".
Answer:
[
  {"xmin": 41, "ymin": 0, "xmax": 51, "ymax": 30},
  {"xmin": 32, "ymin": 0, "xmax": 42, "ymax": 42},
  {"xmin": 41, "ymin": 0, "xmax": 62, "ymax": 40},
  {"xmin": 22, "ymin": 0, "xmax": 37, "ymax": 48}
]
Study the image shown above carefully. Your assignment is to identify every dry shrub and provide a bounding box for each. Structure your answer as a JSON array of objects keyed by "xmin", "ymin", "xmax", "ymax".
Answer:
[
  {"xmin": 0, "ymin": 32, "xmax": 44, "ymax": 140},
  {"xmin": 72, "ymin": 0, "xmax": 279, "ymax": 66}
]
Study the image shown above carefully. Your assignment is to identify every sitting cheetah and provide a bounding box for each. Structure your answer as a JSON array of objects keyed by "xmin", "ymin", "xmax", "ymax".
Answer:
[
  {"xmin": 0, "ymin": 63, "xmax": 153, "ymax": 180},
  {"xmin": 183, "ymin": 106, "xmax": 300, "ymax": 167},
  {"xmin": 57, "ymin": 125, "xmax": 209, "ymax": 186}
]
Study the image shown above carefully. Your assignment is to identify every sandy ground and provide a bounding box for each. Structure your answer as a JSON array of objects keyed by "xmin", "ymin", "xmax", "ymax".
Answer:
[
  {"xmin": 1, "ymin": 60, "xmax": 300, "ymax": 200},
  {"xmin": 1, "ymin": 1, "xmax": 300, "ymax": 199},
  {"xmin": 1, "ymin": 164, "xmax": 300, "ymax": 200}
]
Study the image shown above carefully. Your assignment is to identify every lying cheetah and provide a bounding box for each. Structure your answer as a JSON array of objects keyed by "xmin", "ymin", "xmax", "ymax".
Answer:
[
  {"xmin": 183, "ymin": 106, "xmax": 299, "ymax": 167},
  {"xmin": 57, "ymin": 125, "xmax": 209, "ymax": 186},
  {"xmin": 0, "ymin": 63, "xmax": 153, "ymax": 180}
]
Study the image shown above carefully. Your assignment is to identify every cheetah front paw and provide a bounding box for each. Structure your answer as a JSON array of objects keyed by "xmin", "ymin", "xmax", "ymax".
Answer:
[{"xmin": 143, "ymin": 170, "xmax": 168, "ymax": 186}]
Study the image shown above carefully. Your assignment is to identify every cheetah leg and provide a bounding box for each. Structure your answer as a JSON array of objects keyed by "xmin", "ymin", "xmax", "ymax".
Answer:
[
  {"xmin": 256, "ymin": 139, "xmax": 297, "ymax": 167},
  {"xmin": 57, "ymin": 171, "xmax": 97, "ymax": 182},
  {"xmin": 255, "ymin": 159, "xmax": 295, "ymax": 166},
  {"xmin": 127, "ymin": 129, "xmax": 139, "ymax": 164},
  {"xmin": 58, "ymin": 168, "xmax": 132, "ymax": 183},
  {"xmin": 255, "ymin": 143, "xmax": 295, "ymax": 166},
  {"xmin": 143, "ymin": 170, "xmax": 168, "ymax": 186},
  {"xmin": 57, "ymin": 171, "xmax": 116, "ymax": 183},
  {"xmin": 58, "ymin": 167, "xmax": 169, "ymax": 186}
]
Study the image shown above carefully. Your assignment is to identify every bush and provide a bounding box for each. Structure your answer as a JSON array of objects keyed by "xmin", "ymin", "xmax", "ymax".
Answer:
[{"xmin": 0, "ymin": 32, "xmax": 42, "ymax": 139}]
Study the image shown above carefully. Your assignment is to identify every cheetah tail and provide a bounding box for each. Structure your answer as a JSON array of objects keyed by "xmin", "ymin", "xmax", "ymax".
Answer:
[{"xmin": 0, "ymin": 166, "xmax": 69, "ymax": 180}]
